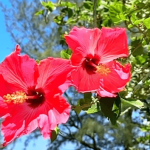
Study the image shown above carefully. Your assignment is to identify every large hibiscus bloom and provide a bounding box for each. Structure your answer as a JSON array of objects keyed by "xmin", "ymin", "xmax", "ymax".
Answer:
[
  {"xmin": 0, "ymin": 45, "xmax": 73, "ymax": 146},
  {"xmin": 65, "ymin": 27, "xmax": 131, "ymax": 97}
]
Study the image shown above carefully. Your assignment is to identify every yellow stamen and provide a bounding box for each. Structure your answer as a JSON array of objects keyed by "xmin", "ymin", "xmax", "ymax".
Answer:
[
  {"xmin": 3, "ymin": 91, "xmax": 27, "ymax": 104},
  {"xmin": 96, "ymin": 64, "xmax": 111, "ymax": 76}
]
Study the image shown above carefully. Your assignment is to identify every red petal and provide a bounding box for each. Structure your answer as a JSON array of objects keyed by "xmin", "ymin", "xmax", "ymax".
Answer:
[
  {"xmin": 71, "ymin": 66, "xmax": 100, "ymax": 92},
  {"xmin": 58, "ymin": 73, "xmax": 73, "ymax": 93},
  {"xmin": 0, "ymin": 97, "xmax": 8, "ymax": 117},
  {"xmin": 0, "ymin": 46, "xmax": 39, "ymax": 93},
  {"xmin": 1, "ymin": 99, "xmax": 44, "ymax": 146},
  {"xmin": 0, "ymin": 74, "xmax": 22, "ymax": 117},
  {"xmin": 0, "ymin": 74, "xmax": 21, "ymax": 96},
  {"xmin": 96, "ymin": 27, "xmax": 129, "ymax": 63},
  {"xmin": 2, "ymin": 120, "xmax": 25, "ymax": 146},
  {"xmin": 97, "ymin": 87, "xmax": 117, "ymax": 97},
  {"xmin": 36, "ymin": 57, "xmax": 74, "ymax": 93},
  {"xmin": 38, "ymin": 95, "xmax": 70, "ymax": 138},
  {"xmin": 65, "ymin": 27, "xmax": 101, "ymax": 66},
  {"xmin": 98, "ymin": 61, "xmax": 131, "ymax": 96}
]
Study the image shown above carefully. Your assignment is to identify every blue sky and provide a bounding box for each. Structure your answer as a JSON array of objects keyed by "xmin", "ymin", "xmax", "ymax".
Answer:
[{"xmin": 0, "ymin": 0, "xmax": 13, "ymax": 62}]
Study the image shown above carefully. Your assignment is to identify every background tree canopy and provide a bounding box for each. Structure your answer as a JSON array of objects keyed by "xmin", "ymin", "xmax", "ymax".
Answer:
[{"xmin": 0, "ymin": 0, "xmax": 150, "ymax": 149}]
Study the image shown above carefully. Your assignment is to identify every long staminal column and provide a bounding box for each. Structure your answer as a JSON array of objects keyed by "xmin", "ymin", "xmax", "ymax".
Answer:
[{"xmin": 3, "ymin": 91, "xmax": 42, "ymax": 104}]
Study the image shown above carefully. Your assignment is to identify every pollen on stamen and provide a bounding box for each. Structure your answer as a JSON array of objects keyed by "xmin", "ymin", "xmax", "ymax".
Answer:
[
  {"xmin": 96, "ymin": 64, "xmax": 111, "ymax": 76},
  {"xmin": 3, "ymin": 91, "xmax": 27, "ymax": 104}
]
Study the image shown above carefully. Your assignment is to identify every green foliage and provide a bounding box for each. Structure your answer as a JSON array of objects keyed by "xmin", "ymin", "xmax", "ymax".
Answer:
[
  {"xmin": 35, "ymin": 10, "xmax": 44, "ymax": 16},
  {"xmin": 109, "ymin": 2, "xmax": 127, "ymax": 24},
  {"xmin": 41, "ymin": 1, "xmax": 56, "ymax": 12},
  {"xmin": 86, "ymin": 103, "xmax": 100, "ymax": 114},
  {"xmin": 74, "ymin": 93, "xmax": 93, "ymax": 114},
  {"xmin": 143, "ymin": 17, "xmax": 150, "ymax": 29},
  {"xmin": 60, "ymin": 49, "xmax": 71, "ymax": 59},
  {"xmin": 121, "ymin": 98, "xmax": 144, "ymax": 109}
]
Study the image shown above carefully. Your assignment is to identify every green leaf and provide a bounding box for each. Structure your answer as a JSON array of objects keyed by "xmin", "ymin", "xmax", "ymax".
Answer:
[
  {"xmin": 41, "ymin": 1, "xmax": 56, "ymax": 12},
  {"xmin": 112, "ymin": 95, "xmax": 121, "ymax": 119},
  {"xmin": 131, "ymin": 39, "xmax": 143, "ymax": 56},
  {"xmin": 35, "ymin": 10, "xmax": 44, "ymax": 16},
  {"xmin": 100, "ymin": 95, "xmax": 121, "ymax": 125},
  {"xmin": 121, "ymin": 98, "xmax": 144, "ymax": 109},
  {"xmin": 84, "ymin": 93, "xmax": 92, "ymax": 103},
  {"xmin": 143, "ymin": 17, "xmax": 150, "ymax": 29},
  {"xmin": 136, "ymin": 55, "xmax": 148, "ymax": 64},
  {"xmin": 134, "ymin": 19, "xmax": 143, "ymax": 25},
  {"xmin": 74, "ymin": 105, "xmax": 82, "ymax": 114},
  {"xmin": 97, "ymin": 0, "xmax": 101, "ymax": 7},
  {"xmin": 59, "ymin": 2, "xmax": 76, "ymax": 8},
  {"xmin": 76, "ymin": 93, "xmax": 92, "ymax": 111},
  {"xmin": 140, "ymin": 125, "xmax": 150, "ymax": 132},
  {"xmin": 83, "ymin": 1, "xmax": 93, "ymax": 10},
  {"xmin": 86, "ymin": 103, "xmax": 100, "ymax": 114},
  {"xmin": 68, "ymin": 8, "xmax": 73, "ymax": 18},
  {"xmin": 109, "ymin": 3, "xmax": 127, "ymax": 24},
  {"xmin": 60, "ymin": 49, "xmax": 71, "ymax": 59},
  {"xmin": 51, "ymin": 126, "xmax": 60, "ymax": 142}
]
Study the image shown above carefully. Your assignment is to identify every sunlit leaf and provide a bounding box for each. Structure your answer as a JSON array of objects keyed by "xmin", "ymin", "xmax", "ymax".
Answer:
[
  {"xmin": 86, "ymin": 103, "xmax": 100, "ymax": 114},
  {"xmin": 143, "ymin": 17, "xmax": 150, "ymax": 29},
  {"xmin": 35, "ymin": 10, "xmax": 44, "ymax": 16},
  {"xmin": 121, "ymin": 98, "xmax": 144, "ymax": 109},
  {"xmin": 60, "ymin": 49, "xmax": 71, "ymax": 59}
]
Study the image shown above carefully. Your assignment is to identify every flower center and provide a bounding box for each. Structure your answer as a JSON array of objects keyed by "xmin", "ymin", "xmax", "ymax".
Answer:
[
  {"xmin": 82, "ymin": 54, "xmax": 100, "ymax": 74},
  {"xmin": 82, "ymin": 54, "xmax": 111, "ymax": 76},
  {"xmin": 3, "ymin": 88, "xmax": 45, "ymax": 107},
  {"xmin": 96, "ymin": 64, "xmax": 111, "ymax": 76}
]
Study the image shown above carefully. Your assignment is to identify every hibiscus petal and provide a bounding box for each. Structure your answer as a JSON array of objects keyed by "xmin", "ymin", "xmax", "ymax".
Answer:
[
  {"xmin": 0, "ymin": 45, "xmax": 39, "ymax": 93},
  {"xmin": 0, "ymin": 74, "xmax": 21, "ymax": 97},
  {"xmin": 71, "ymin": 66, "xmax": 100, "ymax": 92},
  {"xmin": 97, "ymin": 88, "xmax": 117, "ymax": 97},
  {"xmin": 1, "ymin": 102, "xmax": 41, "ymax": 146},
  {"xmin": 98, "ymin": 61, "xmax": 131, "ymax": 97},
  {"xmin": 65, "ymin": 27, "xmax": 101, "ymax": 66},
  {"xmin": 47, "ymin": 94, "xmax": 70, "ymax": 129},
  {"xmin": 0, "ymin": 97, "xmax": 8, "ymax": 117},
  {"xmin": 37, "ymin": 94, "xmax": 70, "ymax": 138},
  {"xmin": 36, "ymin": 57, "xmax": 74, "ymax": 93},
  {"xmin": 37, "ymin": 114, "xmax": 51, "ymax": 138},
  {"xmin": 2, "ymin": 120, "xmax": 25, "ymax": 146},
  {"xmin": 96, "ymin": 27, "xmax": 129, "ymax": 63}
]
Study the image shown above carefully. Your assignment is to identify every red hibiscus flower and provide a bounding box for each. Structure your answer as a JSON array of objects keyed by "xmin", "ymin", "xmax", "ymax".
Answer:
[
  {"xmin": 0, "ymin": 45, "xmax": 73, "ymax": 146},
  {"xmin": 65, "ymin": 27, "xmax": 131, "ymax": 97}
]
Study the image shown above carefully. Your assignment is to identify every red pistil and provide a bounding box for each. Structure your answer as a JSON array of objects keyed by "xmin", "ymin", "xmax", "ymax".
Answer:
[
  {"xmin": 86, "ymin": 59, "xmax": 97, "ymax": 68},
  {"xmin": 27, "ymin": 94, "xmax": 43, "ymax": 100}
]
